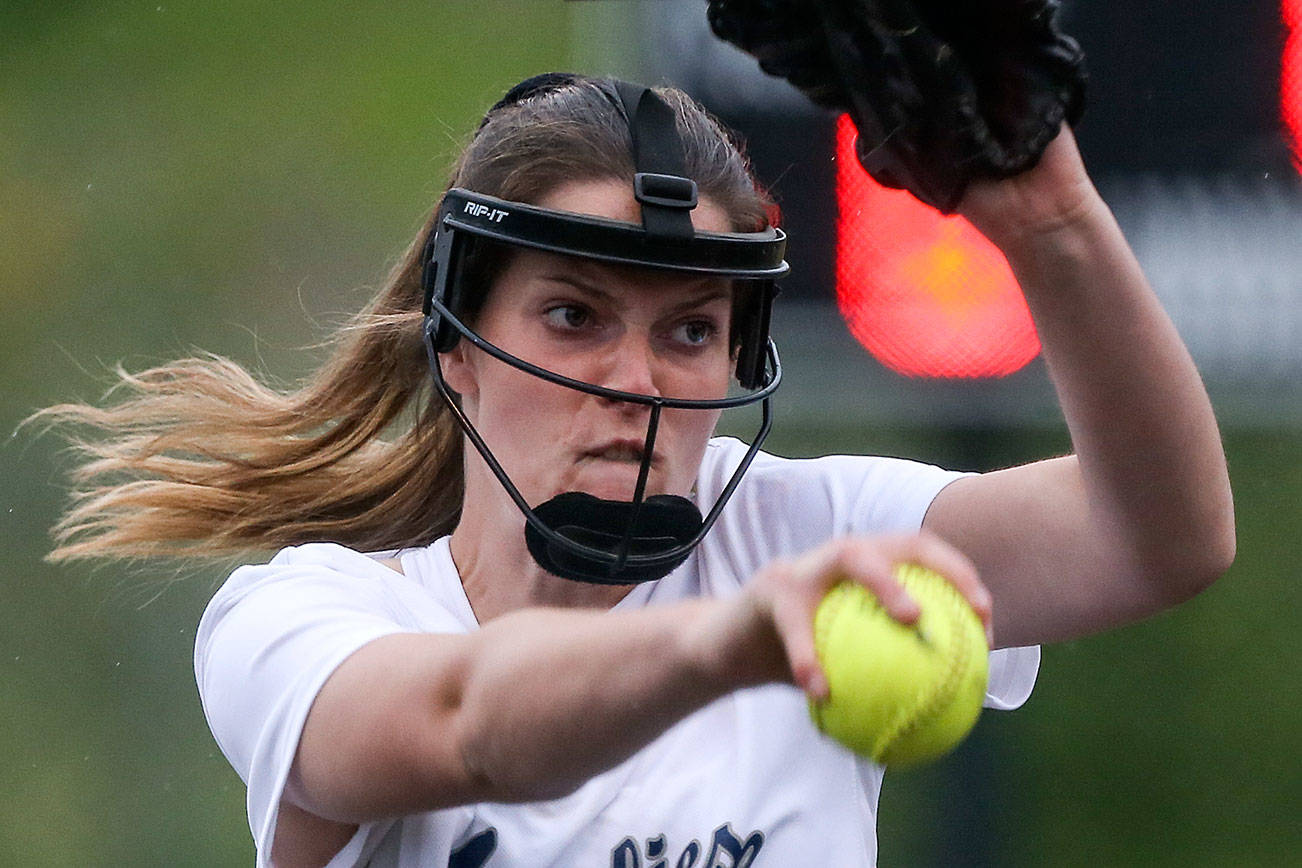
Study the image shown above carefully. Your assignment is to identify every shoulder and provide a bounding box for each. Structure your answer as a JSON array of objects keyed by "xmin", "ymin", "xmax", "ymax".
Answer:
[
  {"xmin": 197, "ymin": 541, "xmax": 468, "ymax": 663},
  {"xmin": 193, "ymin": 540, "xmax": 468, "ymax": 774},
  {"xmin": 693, "ymin": 438, "xmax": 969, "ymax": 588},
  {"xmin": 205, "ymin": 543, "xmax": 410, "ymax": 616},
  {"xmin": 700, "ymin": 436, "xmax": 968, "ymax": 534}
]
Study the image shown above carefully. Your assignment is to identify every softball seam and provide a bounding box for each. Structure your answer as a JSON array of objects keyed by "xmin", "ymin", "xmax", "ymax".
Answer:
[{"xmin": 876, "ymin": 569, "xmax": 976, "ymax": 763}]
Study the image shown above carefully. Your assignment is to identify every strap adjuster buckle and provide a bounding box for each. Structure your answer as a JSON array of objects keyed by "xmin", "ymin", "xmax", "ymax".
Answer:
[{"xmin": 633, "ymin": 172, "xmax": 698, "ymax": 210}]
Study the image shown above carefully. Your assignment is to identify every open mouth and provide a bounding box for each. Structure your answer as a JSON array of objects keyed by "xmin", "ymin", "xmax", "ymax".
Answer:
[{"xmin": 583, "ymin": 440, "xmax": 654, "ymax": 465}]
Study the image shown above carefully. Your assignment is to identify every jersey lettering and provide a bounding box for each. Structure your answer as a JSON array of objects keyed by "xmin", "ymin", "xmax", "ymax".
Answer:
[
  {"xmin": 448, "ymin": 827, "xmax": 497, "ymax": 868},
  {"xmin": 610, "ymin": 824, "xmax": 764, "ymax": 868},
  {"xmin": 703, "ymin": 824, "xmax": 764, "ymax": 868}
]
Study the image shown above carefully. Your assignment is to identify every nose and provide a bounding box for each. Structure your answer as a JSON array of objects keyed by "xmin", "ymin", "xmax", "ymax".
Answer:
[{"xmin": 598, "ymin": 331, "xmax": 661, "ymax": 404}]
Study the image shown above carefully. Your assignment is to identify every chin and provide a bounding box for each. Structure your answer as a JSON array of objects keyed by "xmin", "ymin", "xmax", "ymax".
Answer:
[
  {"xmin": 576, "ymin": 482, "xmax": 644, "ymax": 502},
  {"xmin": 571, "ymin": 464, "xmax": 657, "ymax": 502}
]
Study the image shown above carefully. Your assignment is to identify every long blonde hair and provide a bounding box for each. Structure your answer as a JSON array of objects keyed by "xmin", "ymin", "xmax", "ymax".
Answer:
[{"xmin": 39, "ymin": 77, "xmax": 774, "ymax": 562}]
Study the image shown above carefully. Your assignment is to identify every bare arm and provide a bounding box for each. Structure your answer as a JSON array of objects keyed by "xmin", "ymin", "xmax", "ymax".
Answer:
[
  {"xmin": 274, "ymin": 536, "xmax": 986, "ymax": 865},
  {"xmin": 291, "ymin": 599, "xmax": 777, "ymax": 825},
  {"xmin": 924, "ymin": 129, "xmax": 1236, "ymax": 649},
  {"xmin": 274, "ymin": 601, "xmax": 772, "ymax": 867}
]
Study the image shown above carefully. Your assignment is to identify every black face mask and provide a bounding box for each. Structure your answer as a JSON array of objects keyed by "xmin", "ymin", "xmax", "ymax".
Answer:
[{"xmin": 420, "ymin": 74, "xmax": 788, "ymax": 585}]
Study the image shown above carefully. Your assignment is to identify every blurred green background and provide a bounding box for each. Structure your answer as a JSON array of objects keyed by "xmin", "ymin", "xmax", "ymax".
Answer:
[{"xmin": 3, "ymin": 2, "xmax": 1299, "ymax": 866}]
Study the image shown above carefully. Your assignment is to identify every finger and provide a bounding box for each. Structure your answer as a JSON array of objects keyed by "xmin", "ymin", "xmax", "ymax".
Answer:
[
  {"xmin": 832, "ymin": 541, "xmax": 922, "ymax": 625},
  {"xmin": 906, "ymin": 532, "xmax": 992, "ymax": 628},
  {"xmin": 757, "ymin": 559, "xmax": 830, "ymax": 700},
  {"xmin": 863, "ymin": 532, "xmax": 990, "ymax": 619},
  {"xmin": 770, "ymin": 594, "xmax": 829, "ymax": 701},
  {"xmin": 789, "ymin": 538, "xmax": 922, "ymax": 625},
  {"xmin": 877, "ymin": 531, "xmax": 995, "ymax": 646}
]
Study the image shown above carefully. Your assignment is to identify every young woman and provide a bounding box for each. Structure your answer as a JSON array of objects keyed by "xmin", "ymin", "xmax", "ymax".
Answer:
[{"xmin": 44, "ymin": 74, "xmax": 1234, "ymax": 867}]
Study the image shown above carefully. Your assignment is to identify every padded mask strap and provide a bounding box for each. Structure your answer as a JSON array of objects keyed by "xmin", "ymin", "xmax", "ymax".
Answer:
[{"xmin": 612, "ymin": 80, "xmax": 698, "ymax": 241}]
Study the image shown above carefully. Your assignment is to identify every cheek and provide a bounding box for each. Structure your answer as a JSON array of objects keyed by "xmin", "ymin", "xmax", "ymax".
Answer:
[
  {"xmin": 661, "ymin": 359, "xmax": 729, "ymax": 442},
  {"xmin": 665, "ymin": 406, "xmax": 722, "ymax": 458},
  {"xmin": 472, "ymin": 366, "xmax": 581, "ymax": 440}
]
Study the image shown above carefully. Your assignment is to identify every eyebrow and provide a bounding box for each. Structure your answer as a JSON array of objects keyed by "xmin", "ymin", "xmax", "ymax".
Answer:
[
  {"xmin": 536, "ymin": 271, "xmax": 617, "ymax": 303},
  {"xmin": 535, "ymin": 271, "xmax": 733, "ymax": 312}
]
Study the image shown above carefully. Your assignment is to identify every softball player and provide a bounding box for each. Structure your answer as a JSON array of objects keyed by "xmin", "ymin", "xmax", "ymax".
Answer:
[{"xmin": 47, "ymin": 73, "xmax": 1232, "ymax": 867}]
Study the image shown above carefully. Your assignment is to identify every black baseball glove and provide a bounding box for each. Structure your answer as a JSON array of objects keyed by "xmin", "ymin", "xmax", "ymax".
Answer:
[{"xmin": 707, "ymin": 0, "xmax": 1087, "ymax": 213}]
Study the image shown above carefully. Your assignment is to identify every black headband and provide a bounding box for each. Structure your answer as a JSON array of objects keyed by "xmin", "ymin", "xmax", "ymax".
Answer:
[{"xmin": 478, "ymin": 71, "xmax": 588, "ymax": 129}]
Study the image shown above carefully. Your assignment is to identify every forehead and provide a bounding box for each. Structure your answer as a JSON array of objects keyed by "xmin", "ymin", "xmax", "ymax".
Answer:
[
  {"xmin": 534, "ymin": 177, "xmax": 734, "ymax": 234},
  {"xmin": 502, "ymin": 251, "xmax": 735, "ymax": 307},
  {"xmin": 492, "ymin": 178, "xmax": 737, "ymax": 302}
]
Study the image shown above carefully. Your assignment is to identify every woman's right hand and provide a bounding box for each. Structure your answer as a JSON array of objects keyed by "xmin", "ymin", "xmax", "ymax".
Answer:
[
  {"xmin": 711, "ymin": 533, "xmax": 992, "ymax": 701},
  {"xmin": 280, "ymin": 532, "xmax": 988, "ymax": 836}
]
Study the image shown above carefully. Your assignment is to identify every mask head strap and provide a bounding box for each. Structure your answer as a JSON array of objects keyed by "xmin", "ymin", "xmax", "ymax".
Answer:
[{"xmin": 609, "ymin": 80, "xmax": 699, "ymax": 240}]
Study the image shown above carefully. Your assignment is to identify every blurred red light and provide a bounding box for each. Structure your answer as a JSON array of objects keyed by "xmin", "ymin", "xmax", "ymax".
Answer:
[
  {"xmin": 1285, "ymin": 0, "xmax": 1302, "ymax": 172},
  {"xmin": 834, "ymin": 115, "xmax": 1040, "ymax": 379}
]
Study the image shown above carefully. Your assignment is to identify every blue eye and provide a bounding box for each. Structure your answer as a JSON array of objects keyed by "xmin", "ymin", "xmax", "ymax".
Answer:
[
  {"xmin": 544, "ymin": 305, "xmax": 590, "ymax": 329},
  {"xmin": 672, "ymin": 320, "xmax": 718, "ymax": 346}
]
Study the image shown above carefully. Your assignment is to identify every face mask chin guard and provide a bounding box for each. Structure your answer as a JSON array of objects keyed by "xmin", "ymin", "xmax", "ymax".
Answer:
[{"xmin": 420, "ymin": 76, "xmax": 788, "ymax": 585}]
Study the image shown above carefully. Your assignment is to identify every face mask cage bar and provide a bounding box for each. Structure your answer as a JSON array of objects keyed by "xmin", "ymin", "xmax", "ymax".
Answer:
[
  {"xmin": 422, "ymin": 311, "xmax": 782, "ymax": 579},
  {"xmin": 419, "ymin": 190, "xmax": 788, "ymax": 584}
]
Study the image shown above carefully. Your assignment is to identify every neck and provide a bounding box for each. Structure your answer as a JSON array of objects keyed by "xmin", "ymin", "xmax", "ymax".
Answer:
[{"xmin": 450, "ymin": 486, "xmax": 633, "ymax": 624}]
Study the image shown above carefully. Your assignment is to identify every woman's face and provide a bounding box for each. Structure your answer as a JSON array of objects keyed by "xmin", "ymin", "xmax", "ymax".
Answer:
[{"xmin": 443, "ymin": 178, "xmax": 737, "ymax": 507}]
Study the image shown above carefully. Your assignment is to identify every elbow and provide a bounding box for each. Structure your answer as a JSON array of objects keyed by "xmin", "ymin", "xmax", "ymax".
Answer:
[
  {"xmin": 1164, "ymin": 540, "xmax": 1234, "ymax": 607},
  {"xmin": 407, "ymin": 649, "xmax": 510, "ymax": 810},
  {"xmin": 1197, "ymin": 475, "xmax": 1240, "ymax": 592},
  {"xmin": 408, "ymin": 694, "xmax": 544, "ymax": 809},
  {"xmin": 451, "ymin": 663, "xmax": 586, "ymax": 805},
  {"xmin": 1192, "ymin": 500, "xmax": 1238, "ymax": 595},
  {"xmin": 1148, "ymin": 509, "xmax": 1237, "ymax": 607},
  {"xmin": 455, "ymin": 716, "xmax": 582, "ymax": 804},
  {"xmin": 435, "ymin": 663, "xmax": 522, "ymax": 806},
  {"xmin": 449, "ymin": 715, "xmax": 499, "ymax": 803},
  {"xmin": 1206, "ymin": 516, "xmax": 1238, "ymax": 586}
]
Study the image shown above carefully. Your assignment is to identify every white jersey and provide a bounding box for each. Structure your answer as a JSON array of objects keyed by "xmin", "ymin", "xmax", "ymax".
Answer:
[{"xmin": 196, "ymin": 437, "xmax": 1039, "ymax": 867}]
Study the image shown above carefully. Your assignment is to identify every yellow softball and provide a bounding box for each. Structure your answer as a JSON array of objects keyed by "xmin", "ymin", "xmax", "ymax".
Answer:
[{"xmin": 808, "ymin": 564, "xmax": 990, "ymax": 766}]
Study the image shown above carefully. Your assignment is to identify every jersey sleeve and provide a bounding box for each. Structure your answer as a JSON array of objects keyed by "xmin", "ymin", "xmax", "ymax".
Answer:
[
  {"xmin": 193, "ymin": 543, "xmax": 463, "ymax": 866},
  {"xmin": 696, "ymin": 437, "xmax": 971, "ymax": 579},
  {"xmin": 696, "ymin": 438, "xmax": 1038, "ymax": 711}
]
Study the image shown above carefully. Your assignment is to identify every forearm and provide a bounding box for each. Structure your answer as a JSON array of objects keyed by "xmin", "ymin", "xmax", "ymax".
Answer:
[
  {"xmin": 1001, "ymin": 194, "xmax": 1235, "ymax": 590},
  {"xmin": 455, "ymin": 595, "xmax": 779, "ymax": 802}
]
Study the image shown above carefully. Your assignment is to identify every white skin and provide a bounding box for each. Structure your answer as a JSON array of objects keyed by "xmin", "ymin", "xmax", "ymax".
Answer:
[
  {"xmin": 442, "ymin": 184, "xmax": 738, "ymax": 619},
  {"xmin": 272, "ymin": 131, "xmax": 1235, "ymax": 867}
]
